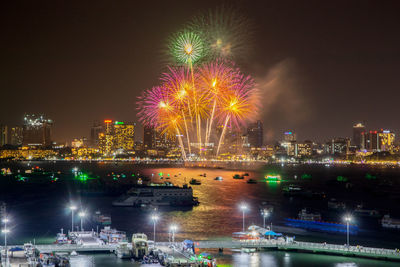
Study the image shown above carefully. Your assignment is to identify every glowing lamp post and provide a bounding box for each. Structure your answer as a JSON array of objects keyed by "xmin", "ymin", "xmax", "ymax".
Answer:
[
  {"xmin": 151, "ymin": 214, "xmax": 159, "ymax": 245},
  {"xmin": 2, "ymin": 218, "xmax": 10, "ymax": 267},
  {"xmin": 239, "ymin": 204, "xmax": 248, "ymax": 232},
  {"xmin": 69, "ymin": 205, "xmax": 77, "ymax": 233},
  {"xmin": 170, "ymin": 224, "xmax": 178, "ymax": 244},
  {"xmin": 343, "ymin": 215, "xmax": 352, "ymax": 247},
  {"xmin": 79, "ymin": 211, "xmax": 86, "ymax": 231}
]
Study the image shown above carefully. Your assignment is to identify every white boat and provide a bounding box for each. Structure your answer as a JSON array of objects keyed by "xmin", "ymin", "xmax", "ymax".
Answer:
[
  {"xmin": 55, "ymin": 228, "xmax": 70, "ymax": 244},
  {"xmin": 381, "ymin": 214, "xmax": 400, "ymax": 229},
  {"xmin": 70, "ymin": 251, "xmax": 78, "ymax": 256},
  {"xmin": 115, "ymin": 242, "xmax": 132, "ymax": 259},
  {"xmin": 112, "ymin": 184, "xmax": 199, "ymax": 207},
  {"xmin": 354, "ymin": 204, "xmax": 380, "ymax": 217},
  {"xmin": 214, "ymin": 176, "xmax": 223, "ymax": 181},
  {"xmin": 132, "ymin": 233, "xmax": 148, "ymax": 259},
  {"xmin": 298, "ymin": 209, "xmax": 321, "ymax": 221},
  {"xmin": 100, "ymin": 227, "xmax": 127, "ymax": 244}
]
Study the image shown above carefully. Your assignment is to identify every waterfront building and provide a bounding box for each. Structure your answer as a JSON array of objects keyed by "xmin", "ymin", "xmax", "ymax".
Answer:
[
  {"xmin": 0, "ymin": 125, "xmax": 8, "ymax": 146},
  {"xmin": 353, "ymin": 123, "xmax": 366, "ymax": 149},
  {"xmin": 22, "ymin": 114, "xmax": 53, "ymax": 147},
  {"xmin": 325, "ymin": 138, "xmax": 350, "ymax": 155},
  {"xmin": 365, "ymin": 129, "xmax": 395, "ymax": 152},
  {"xmin": 247, "ymin": 120, "xmax": 263, "ymax": 148},
  {"xmin": 10, "ymin": 126, "xmax": 23, "ymax": 146},
  {"xmin": 143, "ymin": 126, "xmax": 156, "ymax": 149},
  {"xmin": 90, "ymin": 121, "xmax": 103, "ymax": 148},
  {"xmin": 284, "ymin": 131, "xmax": 296, "ymax": 142},
  {"xmin": 113, "ymin": 121, "xmax": 135, "ymax": 151},
  {"xmin": 297, "ymin": 141, "xmax": 313, "ymax": 157},
  {"xmin": 71, "ymin": 138, "xmax": 88, "ymax": 148}
]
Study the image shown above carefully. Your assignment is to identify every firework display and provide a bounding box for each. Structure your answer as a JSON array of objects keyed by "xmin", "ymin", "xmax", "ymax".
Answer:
[{"xmin": 138, "ymin": 7, "xmax": 258, "ymax": 159}]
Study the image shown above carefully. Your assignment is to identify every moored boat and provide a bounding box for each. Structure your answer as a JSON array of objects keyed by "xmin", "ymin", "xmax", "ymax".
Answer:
[
  {"xmin": 381, "ymin": 214, "xmax": 400, "ymax": 229},
  {"xmin": 233, "ymin": 174, "xmax": 244, "ymax": 179},
  {"xmin": 189, "ymin": 178, "xmax": 201, "ymax": 185},
  {"xmin": 214, "ymin": 176, "xmax": 223, "ymax": 181}
]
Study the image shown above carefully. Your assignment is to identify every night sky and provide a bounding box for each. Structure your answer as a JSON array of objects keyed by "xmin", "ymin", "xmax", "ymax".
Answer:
[{"xmin": 1, "ymin": 1, "xmax": 399, "ymax": 143}]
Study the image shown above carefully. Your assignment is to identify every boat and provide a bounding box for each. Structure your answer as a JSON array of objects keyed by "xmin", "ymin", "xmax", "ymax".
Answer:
[
  {"xmin": 246, "ymin": 179, "xmax": 257, "ymax": 184},
  {"xmin": 381, "ymin": 214, "xmax": 400, "ymax": 229},
  {"xmin": 354, "ymin": 204, "xmax": 380, "ymax": 218},
  {"xmin": 283, "ymin": 184, "xmax": 303, "ymax": 195},
  {"xmin": 115, "ymin": 241, "xmax": 132, "ymax": 259},
  {"xmin": 284, "ymin": 209, "xmax": 359, "ymax": 234},
  {"xmin": 243, "ymin": 173, "xmax": 249, "ymax": 176},
  {"xmin": 298, "ymin": 208, "xmax": 322, "ymax": 221},
  {"xmin": 189, "ymin": 178, "xmax": 201, "ymax": 185},
  {"xmin": 327, "ymin": 198, "xmax": 346, "ymax": 210},
  {"xmin": 93, "ymin": 210, "xmax": 112, "ymax": 225},
  {"xmin": 70, "ymin": 251, "xmax": 78, "ymax": 256},
  {"xmin": 99, "ymin": 227, "xmax": 127, "ymax": 243},
  {"xmin": 265, "ymin": 174, "xmax": 281, "ymax": 181},
  {"xmin": 233, "ymin": 174, "xmax": 244, "ymax": 179},
  {"xmin": 55, "ymin": 228, "xmax": 70, "ymax": 244},
  {"xmin": 132, "ymin": 233, "xmax": 148, "ymax": 259},
  {"xmin": 112, "ymin": 183, "xmax": 199, "ymax": 207},
  {"xmin": 214, "ymin": 176, "xmax": 223, "ymax": 181}
]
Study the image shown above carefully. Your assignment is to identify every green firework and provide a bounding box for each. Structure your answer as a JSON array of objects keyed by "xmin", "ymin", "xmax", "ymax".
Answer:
[{"xmin": 169, "ymin": 31, "xmax": 205, "ymax": 65}]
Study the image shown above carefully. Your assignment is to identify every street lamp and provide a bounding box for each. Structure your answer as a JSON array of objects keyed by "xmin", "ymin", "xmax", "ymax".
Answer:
[
  {"xmin": 170, "ymin": 224, "xmax": 178, "ymax": 244},
  {"xmin": 151, "ymin": 214, "xmax": 159, "ymax": 244},
  {"xmin": 2, "ymin": 218, "xmax": 10, "ymax": 267},
  {"xmin": 261, "ymin": 209, "xmax": 269, "ymax": 228},
  {"xmin": 239, "ymin": 203, "xmax": 248, "ymax": 232},
  {"xmin": 343, "ymin": 215, "xmax": 352, "ymax": 247},
  {"xmin": 69, "ymin": 205, "xmax": 77, "ymax": 233},
  {"xmin": 79, "ymin": 211, "xmax": 86, "ymax": 231}
]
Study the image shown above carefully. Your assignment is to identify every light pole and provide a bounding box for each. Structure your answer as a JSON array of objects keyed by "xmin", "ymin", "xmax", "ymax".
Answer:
[
  {"xmin": 239, "ymin": 204, "xmax": 248, "ymax": 232},
  {"xmin": 79, "ymin": 211, "xmax": 86, "ymax": 231},
  {"xmin": 151, "ymin": 214, "xmax": 159, "ymax": 245},
  {"xmin": 262, "ymin": 210, "xmax": 269, "ymax": 229},
  {"xmin": 170, "ymin": 224, "xmax": 178, "ymax": 244},
  {"xmin": 2, "ymin": 218, "xmax": 10, "ymax": 267},
  {"xmin": 69, "ymin": 206, "xmax": 77, "ymax": 233},
  {"xmin": 344, "ymin": 215, "xmax": 352, "ymax": 247}
]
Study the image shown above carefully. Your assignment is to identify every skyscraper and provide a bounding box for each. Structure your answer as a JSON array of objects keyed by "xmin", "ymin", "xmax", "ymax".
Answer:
[
  {"xmin": 284, "ymin": 131, "xmax": 296, "ymax": 142},
  {"xmin": 0, "ymin": 125, "xmax": 8, "ymax": 146},
  {"xmin": 143, "ymin": 126, "xmax": 156, "ymax": 149},
  {"xmin": 22, "ymin": 114, "xmax": 53, "ymax": 146},
  {"xmin": 90, "ymin": 121, "xmax": 103, "ymax": 148},
  {"xmin": 10, "ymin": 126, "xmax": 23, "ymax": 146},
  {"xmin": 353, "ymin": 123, "xmax": 366, "ymax": 149},
  {"xmin": 113, "ymin": 121, "xmax": 135, "ymax": 151},
  {"xmin": 247, "ymin": 120, "xmax": 263, "ymax": 148}
]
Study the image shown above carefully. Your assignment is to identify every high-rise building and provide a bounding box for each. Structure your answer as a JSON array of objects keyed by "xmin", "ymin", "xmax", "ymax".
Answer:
[
  {"xmin": 143, "ymin": 126, "xmax": 156, "ymax": 149},
  {"xmin": 0, "ymin": 125, "xmax": 8, "ymax": 146},
  {"xmin": 22, "ymin": 114, "xmax": 53, "ymax": 146},
  {"xmin": 10, "ymin": 126, "xmax": 23, "ymax": 146},
  {"xmin": 284, "ymin": 131, "xmax": 296, "ymax": 142},
  {"xmin": 90, "ymin": 122, "xmax": 103, "ymax": 148},
  {"xmin": 247, "ymin": 120, "xmax": 263, "ymax": 148},
  {"xmin": 325, "ymin": 138, "xmax": 350, "ymax": 155},
  {"xmin": 113, "ymin": 121, "xmax": 135, "ymax": 151},
  {"xmin": 365, "ymin": 129, "xmax": 395, "ymax": 152},
  {"xmin": 353, "ymin": 123, "xmax": 366, "ymax": 149},
  {"xmin": 98, "ymin": 120, "xmax": 114, "ymax": 155}
]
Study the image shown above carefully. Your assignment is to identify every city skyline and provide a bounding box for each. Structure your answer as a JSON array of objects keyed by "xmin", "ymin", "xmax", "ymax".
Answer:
[{"xmin": 1, "ymin": 1, "xmax": 400, "ymax": 142}]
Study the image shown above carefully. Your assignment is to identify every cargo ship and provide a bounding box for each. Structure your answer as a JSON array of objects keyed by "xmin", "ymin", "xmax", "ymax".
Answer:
[{"xmin": 284, "ymin": 209, "xmax": 359, "ymax": 234}]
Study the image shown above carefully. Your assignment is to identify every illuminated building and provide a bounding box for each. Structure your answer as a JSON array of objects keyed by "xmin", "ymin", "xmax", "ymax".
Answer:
[
  {"xmin": 113, "ymin": 121, "xmax": 135, "ymax": 151},
  {"xmin": 353, "ymin": 123, "xmax": 366, "ymax": 149},
  {"xmin": 22, "ymin": 114, "xmax": 53, "ymax": 146},
  {"xmin": 98, "ymin": 120, "xmax": 114, "ymax": 155},
  {"xmin": 284, "ymin": 131, "xmax": 296, "ymax": 142},
  {"xmin": 297, "ymin": 141, "xmax": 313, "ymax": 157},
  {"xmin": 10, "ymin": 126, "xmax": 23, "ymax": 146},
  {"xmin": 90, "ymin": 121, "xmax": 103, "ymax": 147},
  {"xmin": 71, "ymin": 138, "xmax": 88, "ymax": 148},
  {"xmin": 365, "ymin": 129, "xmax": 395, "ymax": 152},
  {"xmin": 0, "ymin": 125, "xmax": 8, "ymax": 146},
  {"xmin": 247, "ymin": 120, "xmax": 263, "ymax": 148},
  {"xmin": 325, "ymin": 138, "xmax": 350, "ymax": 155},
  {"xmin": 144, "ymin": 126, "xmax": 156, "ymax": 149}
]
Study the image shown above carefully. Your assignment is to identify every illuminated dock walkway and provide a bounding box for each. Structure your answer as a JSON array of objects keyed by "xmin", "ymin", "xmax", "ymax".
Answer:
[{"xmin": 194, "ymin": 240, "xmax": 400, "ymax": 261}]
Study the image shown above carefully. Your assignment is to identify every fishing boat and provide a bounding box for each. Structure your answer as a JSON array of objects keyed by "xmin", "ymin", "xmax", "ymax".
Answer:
[
  {"xmin": 381, "ymin": 214, "xmax": 400, "ymax": 229},
  {"xmin": 55, "ymin": 229, "xmax": 70, "ymax": 244},
  {"xmin": 246, "ymin": 179, "xmax": 257, "ymax": 184},
  {"xmin": 93, "ymin": 210, "xmax": 112, "ymax": 225},
  {"xmin": 265, "ymin": 174, "xmax": 281, "ymax": 181},
  {"xmin": 354, "ymin": 204, "xmax": 380, "ymax": 218},
  {"xmin": 233, "ymin": 174, "xmax": 244, "ymax": 179},
  {"xmin": 115, "ymin": 241, "xmax": 132, "ymax": 259},
  {"xmin": 99, "ymin": 227, "xmax": 127, "ymax": 243},
  {"xmin": 189, "ymin": 178, "xmax": 201, "ymax": 185},
  {"xmin": 132, "ymin": 233, "xmax": 148, "ymax": 259},
  {"xmin": 214, "ymin": 176, "xmax": 223, "ymax": 181}
]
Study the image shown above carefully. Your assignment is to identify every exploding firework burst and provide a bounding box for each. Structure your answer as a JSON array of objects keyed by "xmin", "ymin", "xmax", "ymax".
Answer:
[
  {"xmin": 169, "ymin": 31, "xmax": 205, "ymax": 65},
  {"xmin": 188, "ymin": 5, "xmax": 254, "ymax": 61}
]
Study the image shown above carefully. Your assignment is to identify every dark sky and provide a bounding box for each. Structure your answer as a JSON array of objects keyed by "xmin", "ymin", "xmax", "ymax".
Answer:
[{"xmin": 1, "ymin": 0, "xmax": 400, "ymax": 143}]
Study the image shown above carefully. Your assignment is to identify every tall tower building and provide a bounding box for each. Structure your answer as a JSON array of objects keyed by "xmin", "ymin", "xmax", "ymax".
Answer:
[
  {"xmin": 113, "ymin": 121, "xmax": 135, "ymax": 151},
  {"xmin": 22, "ymin": 114, "xmax": 53, "ymax": 146},
  {"xmin": 284, "ymin": 131, "xmax": 296, "ymax": 142},
  {"xmin": 247, "ymin": 120, "xmax": 263, "ymax": 148},
  {"xmin": 143, "ymin": 126, "xmax": 156, "ymax": 149},
  {"xmin": 0, "ymin": 125, "xmax": 8, "ymax": 146},
  {"xmin": 10, "ymin": 126, "xmax": 23, "ymax": 146},
  {"xmin": 90, "ymin": 121, "xmax": 103, "ymax": 148},
  {"xmin": 353, "ymin": 123, "xmax": 366, "ymax": 149}
]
